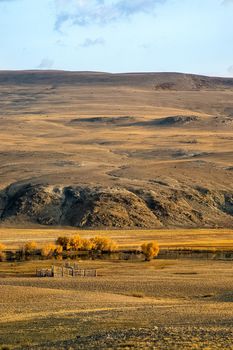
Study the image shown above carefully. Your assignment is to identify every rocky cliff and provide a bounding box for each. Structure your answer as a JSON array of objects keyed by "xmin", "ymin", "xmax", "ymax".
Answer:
[{"xmin": 0, "ymin": 182, "xmax": 232, "ymax": 228}]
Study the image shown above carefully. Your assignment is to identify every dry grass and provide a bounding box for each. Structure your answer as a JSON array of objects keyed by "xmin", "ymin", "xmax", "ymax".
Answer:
[
  {"xmin": 0, "ymin": 78, "xmax": 232, "ymax": 193},
  {"xmin": 0, "ymin": 258, "xmax": 232, "ymax": 349},
  {"xmin": 1, "ymin": 227, "xmax": 233, "ymax": 250}
]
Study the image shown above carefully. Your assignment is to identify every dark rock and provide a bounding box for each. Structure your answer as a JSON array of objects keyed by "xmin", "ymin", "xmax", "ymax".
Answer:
[{"xmin": 0, "ymin": 181, "xmax": 233, "ymax": 228}]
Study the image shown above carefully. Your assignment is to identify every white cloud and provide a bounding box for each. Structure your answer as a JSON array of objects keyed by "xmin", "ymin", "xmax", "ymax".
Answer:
[
  {"xmin": 222, "ymin": 0, "xmax": 233, "ymax": 5},
  {"xmin": 37, "ymin": 58, "xmax": 54, "ymax": 69},
  {"xmin": 80, "ymin": 37, "xmax": 105, "ymax": 48},
  {"xmin": 54, "ymin": 0, "xmax": 165, "ymax": 31}
]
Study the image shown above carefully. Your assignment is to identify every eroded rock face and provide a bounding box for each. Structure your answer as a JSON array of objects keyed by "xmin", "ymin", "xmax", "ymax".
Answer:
[
  {"xmin": 0, "ymin": 182, "xmax": 232, "ymax": 228},
  {"xmin": 60, "ymin": 186, "xmax": 162, "ymax": 228},
  {"xmin": 154, "ymin": 115, "xmax": 200, "ymax": 126},
  {"xmin": 1, "ymin": 183, "xmax": 64, "ymax": 225},
  {"xmin": 133, "ymin": 188, "xmax": 233, "ymax": 228},
  {"xmin": 0, "ymin": 183, "xmax": 161, "ymax": 228}
]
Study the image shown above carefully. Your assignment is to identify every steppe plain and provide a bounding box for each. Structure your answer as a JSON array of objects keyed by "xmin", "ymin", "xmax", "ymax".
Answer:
[{"xmin": 0, "ymin": 71, "xmax": 233, "ymax": 349}]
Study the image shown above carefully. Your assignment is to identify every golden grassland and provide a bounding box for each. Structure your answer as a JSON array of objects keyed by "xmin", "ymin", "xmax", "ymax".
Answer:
[
  {"xmin": 1, "ymin": 227, "xmax": 233, "ymax": 250},
  {"xmin": 0, "ymin": 78, "xmax": 233, "ymax": 191},
  {"xmin": 0, "ymin": 226, "xmax": 233, "ymax": 349},
  {"xmin": 0, "ymin": 258, "xmax": 233, "ymax": 349}
]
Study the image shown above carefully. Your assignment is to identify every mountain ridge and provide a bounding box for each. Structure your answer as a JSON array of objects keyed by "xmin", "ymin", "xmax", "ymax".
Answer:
[
  {"xmin": 0, "ymin": 181, "xmax": 232, "ymax": 228},
  {"xmin": 0, "ymin": 70, "xmax": 233, "ymax": 90}
]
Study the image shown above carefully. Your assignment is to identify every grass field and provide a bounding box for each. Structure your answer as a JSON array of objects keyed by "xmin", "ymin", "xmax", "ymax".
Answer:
[
  {"xmin": 0, "ymin": 257, "xmax": 232, "ymax": 349},
  {"xmin": 1, "ymin": 227, "xmax": 233, "ymax": 250},
  {"xmin": 0, "ymin": 228, "xmax": 233, "ymax": 348}
]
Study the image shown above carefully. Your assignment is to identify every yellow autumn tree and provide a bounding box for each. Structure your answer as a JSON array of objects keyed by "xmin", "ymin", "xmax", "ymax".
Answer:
[
  {"xmin": 24, "ymin": 241, "xmax": 38, "ymax": 255},
  {"xmin": 90, "ymin": 236, "xmax": 118, "ymax": 252},
  {"xmin": 56, "ymin": 236, "xmax": 70, "ymax": 251},
  {"xmin": 55, "ymin": 245, "xmax": 63, "ymax": 255},
  {"xmin": 0, "ymin": 242, "xmax": 6, "ymax": 261},
  {"xmin": 141, "ymin": 241, "xmax": 159, "ymax": 261},
  {"xmin": 81, "ymin": 238, "xmax": 94, "ymax": 251},
  {"xmin": 41, "ymin": 243, "xmax": 58, "ymax": 257},
  {"xmin": 0, "ymin": 243, "xmax": 5, "ymax": 251},
  {"xmin": 54, "ymin": 235, "xmax": 118, "ymax": 253},
  {"xmin": 69, "ymin": 235, "xmax": 83, "ymax": 251}
]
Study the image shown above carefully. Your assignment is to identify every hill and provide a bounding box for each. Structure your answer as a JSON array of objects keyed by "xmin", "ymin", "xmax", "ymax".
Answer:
[
  {"xmin": 0, "ymin": 70, "xmax": 232, "ymax": 228},
  {"xmin": 0, "ymin": 70, "xmax": 233, "ymax": 90}
]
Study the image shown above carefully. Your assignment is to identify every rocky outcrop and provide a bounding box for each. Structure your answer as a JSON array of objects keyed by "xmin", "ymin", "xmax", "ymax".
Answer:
[
  {"xmin": 0, "ymin": 183, "xmax": 161, "ymax": 228},
  {"xmin": 0, "ymin": 182, "xmax": 233, "ymax": 228},
  {"xmin": 132, "ymin": 188, "xmax": 233, "ymax": 227}
]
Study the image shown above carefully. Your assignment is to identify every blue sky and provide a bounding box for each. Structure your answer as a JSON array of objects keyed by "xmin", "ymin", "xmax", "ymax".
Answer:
[{"xmin": 0, "ymin": 0, "xmax": 233, "ymax": 76}]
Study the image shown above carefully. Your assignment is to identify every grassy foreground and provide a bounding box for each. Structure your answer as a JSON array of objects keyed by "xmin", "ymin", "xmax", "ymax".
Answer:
[
  {"xmin": 0, "ymin": 258, "xmax": 232, "ymax": 349},
  {"xmin": 0, "ymin": 227, "xmax": 233, "ymax": 349}
]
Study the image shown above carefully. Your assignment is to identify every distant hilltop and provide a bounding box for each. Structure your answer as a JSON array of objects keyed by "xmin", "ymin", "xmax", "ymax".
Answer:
[{"xmin": 0, "ymin": 71, "xmax": 233, "ymax": 91}]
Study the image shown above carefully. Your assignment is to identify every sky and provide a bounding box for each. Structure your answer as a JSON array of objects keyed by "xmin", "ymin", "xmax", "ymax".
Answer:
[{"xmin": 0, "ymin": 0, "xmax": 233, "ymax": 76}]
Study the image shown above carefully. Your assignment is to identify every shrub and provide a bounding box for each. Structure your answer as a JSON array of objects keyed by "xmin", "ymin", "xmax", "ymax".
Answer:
[
  {"xmin": 0, "ymin": 243, "xmax": 6, "ymax": 260},
  {"xmin": 0, "ymin": 252, "xmax": 6, "ymax": 261},
  {"xmin": 0, "ymin": 243, "xmax": 6, "ymax": 251},
  {"xmin": 81, "ymin": 238, "xmax": 94, "ymax": 251},
  {"xmin": 90, "ymin": 236, "xmax": 118, "ymax": 252},
  {"xmin": 24, "ymin": 241, "xmax": 38, "ymax": 255},
  {"xmin": 69, "ymin": 235, "xmax": 83, "ymax": 251},
  {"xmin": 54, "ymin": 235, "xmax": 118, "ymax": 253},
  {"xmin": 141, "ymin": 241, "xmax": 160, "ymax": 261},
  {"xmin": 41, "ymin": 243, "xmax": 58, "ymax": 257},
  {"xmin": 131, "ymin": 292, "xmax": 145, "ymax": 298},
  {"xmin": 55, "ymin": 245, "xmax": 63, "ymax": 255},
  {"xmin": 56, "ymin": 236, "xmax": 70, "ymax": 251}
]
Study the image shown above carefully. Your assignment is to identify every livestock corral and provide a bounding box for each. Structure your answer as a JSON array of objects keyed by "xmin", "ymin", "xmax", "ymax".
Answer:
[{"xmin": 36, "ymin": 263, "xmax": 97, "ymax": 278}]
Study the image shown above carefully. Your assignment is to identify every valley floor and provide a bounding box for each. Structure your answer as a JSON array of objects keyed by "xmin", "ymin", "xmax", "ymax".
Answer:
[
  {"xmin": 0, "ymin": 258, "xmax": 232, "ymax": 349},
  {"xmin": 1, "ymin": 227, "xmax": 233, "ymax": 250}
]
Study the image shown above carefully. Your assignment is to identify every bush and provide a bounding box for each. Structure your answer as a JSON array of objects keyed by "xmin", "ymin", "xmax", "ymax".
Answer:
[
  {"xmin": 69, "ymin": 235, "xmax": 83, "ymax": 251},
  {"xmin": 0, "ymin": 251, "xmax": 6, "ymax": 261},
  {"xmin": 0, "ymin": 243, "xmax": 6, "ymax": 251},
  {"xmin": 24, "ymin": 241, "xmax": 38, "ymax": 255},
  {"xmin": 0, "ymin": 243, "xmax": 6, "ymax": 260},
  {"xmin": 55, "ymin": 235, "xmax": 118, "ymax": 253},
  {"xmin": 56, "ymin": 236, "xmax": 70, "ymax": 251},
  {"xmin": 90, "ymin": 236, "xmax": 118, "ymax": 252},
  {"xmin": 81, "ymin": 238, "xmax": 94, "ymax": 251},
  {"xmin": 141, "ymin": 241, "xmax": 159, "ymax": 261},
  {"xmin": 55, "ymin": 245, "xmax": 63, "ymax": 255},
  {"xmin": 41, "ymin": 243, "xmax": 59, "ymax": 257}
]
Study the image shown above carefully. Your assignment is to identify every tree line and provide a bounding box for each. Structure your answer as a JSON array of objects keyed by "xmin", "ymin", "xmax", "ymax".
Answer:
[{"xmin": 0, "ymin": 235, "xmax": 159, "ymax": 261}]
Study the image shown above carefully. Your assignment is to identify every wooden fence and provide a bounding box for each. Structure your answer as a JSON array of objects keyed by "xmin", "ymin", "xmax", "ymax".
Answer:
[{"xmin": 36, "ymin": 263, "xmax": 97, "ymax": 278}]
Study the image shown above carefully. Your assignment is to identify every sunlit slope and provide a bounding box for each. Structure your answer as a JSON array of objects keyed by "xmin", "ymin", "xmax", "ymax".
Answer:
[{"xmin": 0, "ymin": 71, "xmax": 233, "ymax": 227}]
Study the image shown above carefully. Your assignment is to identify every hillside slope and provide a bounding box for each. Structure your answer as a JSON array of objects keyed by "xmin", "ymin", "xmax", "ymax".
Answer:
[
  {"xmin": 0, "ymin": 71, "xmax": 232, "ymax": 227},
  {"xmin": 0, "ymin": 70, "xmax": 233, "ymax": 90}
]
